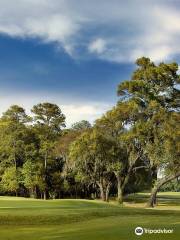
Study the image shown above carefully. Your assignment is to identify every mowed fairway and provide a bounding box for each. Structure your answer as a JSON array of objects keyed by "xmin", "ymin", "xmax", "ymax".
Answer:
[{"xmin": 0, "ymin": 193, "xmax": 179, "ymax": 240}]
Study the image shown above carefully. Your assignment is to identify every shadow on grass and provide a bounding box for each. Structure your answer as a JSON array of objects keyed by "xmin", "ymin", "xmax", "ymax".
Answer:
[
  {"xmin": 0, "ymin": 205, "xmax": 179, "ymax": 226},
  {"xmin": 124, "ymin": 192, "xmax": 180, "ymax": 205}
]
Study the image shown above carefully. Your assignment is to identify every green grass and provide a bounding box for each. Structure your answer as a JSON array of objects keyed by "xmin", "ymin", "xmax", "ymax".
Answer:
[{"xmin": 0, "ymin": 193, "xmax": 179, "ymax": 240}]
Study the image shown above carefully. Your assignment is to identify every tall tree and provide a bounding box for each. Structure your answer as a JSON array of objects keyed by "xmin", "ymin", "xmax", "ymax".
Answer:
[
  {"xmin": 0, "ymin": 105, "xmax": 31, "ymax": 169},
  {"xmin": 1, "ymin": 105, "xmax": 31, "ymax": 123},
  {"xmin": 31, "ymin": 102, "xmax": 65, "ymax": 199},
  {"xmin": 117, "ymin": 57, "xmax": 180, "ymax": 207}
]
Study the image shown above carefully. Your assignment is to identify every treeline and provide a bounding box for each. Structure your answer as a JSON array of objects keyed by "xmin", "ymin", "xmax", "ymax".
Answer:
[{"xmin": 0, "ymin": 57, "xmax": 179, "ymax": 207}]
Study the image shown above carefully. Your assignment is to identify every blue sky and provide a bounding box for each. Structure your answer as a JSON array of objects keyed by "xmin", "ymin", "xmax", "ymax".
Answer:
[{"xmin": 0, "ymin": 0, "xmax": 180, "ymax": 126}]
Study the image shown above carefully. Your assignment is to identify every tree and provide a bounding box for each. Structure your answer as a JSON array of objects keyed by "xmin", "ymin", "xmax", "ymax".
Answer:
[
  {"xmin": 22, "ymin": 160, "xmax": 42, "ymax": 198},
  {"xmin": 55, "ymin": 123, "xmax": 92, "ymax": 199},
  {"xmin": 95, "ymin": 102, "xmax": 148, "ymax": 203},
  {"xmin": 69, "ymin": 128, "xmax": 115, "ymax": 201},
  {"xmin": 71, "ymin": 120, "xmax": 91, "ymax": 131},
  {"xmin": 0, "ymin": 105, "xmax": 31, "ymax": 169},
  {"xmin": 144, "ymin": 111, "xmax": 180, "ymax": 207},
  {"xmin": 31, "ymin": 102, "xmax": 65, "ymax": 199},
  {"xmin": 55, "ymin": 130, "xmax": 79, "ymax": 162},
  {"xmin": 1, "ymin": 167, "xmax": 20, "ymax": 196},
  {"xmin": 117, "ymin": 57, "xmax": 180, "ymax": 207},
  {"xmin": 0, "ymin": 106, "xmax": 41, "ymax": 197},
  {"xmin": 1, "ymin": 105, "xmax": 31, "ymax": 123},
  {"xmin": 118, "ymin": 57, "xmax": 179, "ymax": 111}
]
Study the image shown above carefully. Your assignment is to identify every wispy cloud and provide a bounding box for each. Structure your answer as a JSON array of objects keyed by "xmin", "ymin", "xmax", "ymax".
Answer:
[
  {"xmin": 88, "ymin": 38, "xmax": 106, "ymax": 54},
  {"xmin": 0, "ymin": 0, "xmax": 179, "ymax": 62}
]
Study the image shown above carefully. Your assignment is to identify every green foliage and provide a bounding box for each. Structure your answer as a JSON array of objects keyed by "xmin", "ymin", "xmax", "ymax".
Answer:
[
  {"xmin": 1, "ymin": 105, "xmax": 31, "ymax": 123},
  {"xmin": 31, "ymin": 102, "xmax": 65, "ymax": 132},
  {"xmin": 21, "ymin": 160, "xmax": 42, "ymax": 193},
  {"xmin": 31, "ymin": 103, "xmax": 66, "ymax": 199},
  {"xmin": 160, "ymin": 179, "xmax": 180, "ymax": 192},
  {"xmin": 0, "ymin": 57, "xmax": 179, "ymax": 204},
  {"xmin": 69, "ymin": 129, "xmax": 115, "ymax": 180},
  {"xmin": 71, "ymin": 120, "xmax": 91, "ymax": 131},
  {"xmin": 117, "ymin": 57, "xmax": 180, "ymax": 206},
  {"xmin": 1, "ymin": 167, "xmax": 20, "ymax": 193}
]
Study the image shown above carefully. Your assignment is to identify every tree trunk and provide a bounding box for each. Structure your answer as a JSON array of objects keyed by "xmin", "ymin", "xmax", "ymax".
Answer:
[
  {"xmin": 147, "ymin": 172, "xmax": 180, "ymax": 208},
  {"xmin": 97, "ymin": 178, "xmax": 106, "ymax": 201},
  {"xmin": 115, "ymin": 170, "xmax": 131, "ymax": 204},
  {"xmin": 105, "ymin": 183, "xmax": 111, "ymax": 202},
  {"xmin": 34, "ymin": 186, "xmax": 38, "ymax": 199},
  {"xmin": 30, "ymin": 188, "xmax": 35, "ymax": 198},
  {"xmin": 43, "ymin": 151, "xmax": 48, "ymax": 200},
  {"xmin": 99, "ymin": 183, "xmax": 106, "ymax": 201},
  {"xmin": 116, "ymin": 174, "xmax": 123, "ymax": 204},
  {"xmin": 117, "ymin": 186, "xmax": 123, "ymax": 204},
  {"xmin": 43, "ymin": 190, "xmax": 47, "ymax": 200},
  {"xmin": 75, "ymin": 185, "xmax": 78, "ymax": 199},
  {"xmin": 97, "ymin": 177, "xmax": 111, "ymax": 202},
  {"xmin": 13, "ymin": 140, "xmax": 17, "ymax": 169},
  {"xmin": 44, "ymin": 152, "xmax": 47, "ymax": 169},
  {"xmin": 147, "ymin": 183, "xmax": 159, "ymax": 208}
]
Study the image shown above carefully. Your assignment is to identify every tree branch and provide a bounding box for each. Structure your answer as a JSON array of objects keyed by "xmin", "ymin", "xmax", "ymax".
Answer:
[{"xmin": 132, "ymin": 165, "xmax": 149, "ymax": 172}]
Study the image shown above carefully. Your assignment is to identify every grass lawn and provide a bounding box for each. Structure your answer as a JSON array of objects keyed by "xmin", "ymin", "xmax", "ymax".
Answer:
[{"xmin": 0, "ymin": 192, "xmax": 179, "ymax": 240}]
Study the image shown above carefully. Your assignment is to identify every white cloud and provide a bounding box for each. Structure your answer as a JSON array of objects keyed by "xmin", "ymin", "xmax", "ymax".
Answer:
[
  {"xmin": 0, "ymin": 91, "xmax": 112, "ymax": 127},
  {"xmin": 130, "ymin": 45, "xmax": 173, "ymax": 63},
  {"xmin": 0, "ymin": 1, "xmax": 180, "ymax": 62},
  {"xmin": 61, "ymin": 104, "xmax": 109, "ymax": 126},
  {"xmin": 25, "ymin": 15, "xmax": 78, "ymax": 42},
  {"xmin": 0, "ymin": 0, "xmax": 80, "ymax": 52},
  {"xmin": 88, "ymin": 38, "xmax": 106, "ymax": 54}
]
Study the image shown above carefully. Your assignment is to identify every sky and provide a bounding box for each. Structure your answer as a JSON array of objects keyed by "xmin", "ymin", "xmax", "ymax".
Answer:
[{"xmin": 0, "ymin": 0, "xmax": 180, "ymax": 126}]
